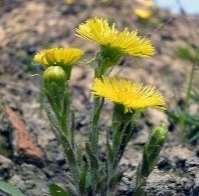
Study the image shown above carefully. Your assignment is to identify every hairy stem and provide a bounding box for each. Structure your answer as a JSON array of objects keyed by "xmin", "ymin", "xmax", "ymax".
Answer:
[
  {"xmin": 90, "ymin": 97, "xmax": 104, "ymax": 154},
  {"xmin": 181, "ymin": 62, "xmax": 195, "ymax": 140},
  {"xmin": 185, "ymin": 63, "xmax": 195, "ymax": 107}
]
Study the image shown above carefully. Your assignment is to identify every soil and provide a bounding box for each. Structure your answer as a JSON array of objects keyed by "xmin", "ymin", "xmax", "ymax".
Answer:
[{"xmin": 0, "ymin": 0, "xmax": 199, "ymax": 195}]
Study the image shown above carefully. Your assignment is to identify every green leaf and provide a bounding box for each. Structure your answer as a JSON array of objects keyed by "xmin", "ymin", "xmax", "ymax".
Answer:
[
  {"xmin": 177, "ymin": 47, "xmax": 195, "ymax": 62},
  {"xmin": 59, "ymin": 133, "xmax": 79, "ymax": 183},
  {"xmin": 189, "ymin": 131, "xmax": 199, "ymax": 143},
  {"xmin": 108, "ymin": 170, "xmax": 123, "ymax": 189},
  {"xmin": 191, "ymin": 88, "xmax": 199, "ymax": 102},
  {"xmin": 85, "ymin": 143, "xmax": 99, "ymax": 192},
  {"xmin": 49, "ymin": 184, "xmax": 69, "ymax": 196},
  {"xmin": 0, "ymin": 181, "xmax": 25, "ymax": 196},
  {"xmin": 79, "ymin": 160, "xmax": 88, "ymax": 193},
  {"xmin": 85, "ymin": 143, "xmax": 99, "ymax": 172}
]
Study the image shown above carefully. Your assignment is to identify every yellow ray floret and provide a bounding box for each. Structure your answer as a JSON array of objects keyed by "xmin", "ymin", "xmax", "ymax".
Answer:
[
  {"xmin": 92, "ymin": 77, "xmax": 166, "ymax": 111},
  {"xmin": 33, "ymin": 48, "xmax": 84, "ymax": 68},
  {"xmin": 76, "ymin": 17, "xmax": 155, "ymax": 57}
]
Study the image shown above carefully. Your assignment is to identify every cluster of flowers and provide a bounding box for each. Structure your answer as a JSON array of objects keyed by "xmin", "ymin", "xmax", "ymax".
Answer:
[
  {"xmin": 34, "ymin": 17, "xmax": 165, "ymax": 111},
  {"xmin": 33, "ymin": 17, "xmax": 167, "ymax": 195}
]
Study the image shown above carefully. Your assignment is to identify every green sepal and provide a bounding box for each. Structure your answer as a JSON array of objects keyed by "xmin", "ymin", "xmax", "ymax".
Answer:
[{"xmin": 95, "ymin": 46, "xmax": 121, "ymax": 77}]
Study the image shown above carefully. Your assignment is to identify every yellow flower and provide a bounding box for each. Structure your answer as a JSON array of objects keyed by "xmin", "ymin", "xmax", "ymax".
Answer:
[
  {"xmin": 92, "ymin": 77, "xmax": 166, "ymax": 111},
  {"xmin": 64, "ymin": 0, "xmax": 75, "ymax": 4},
  {"xmin": 134, "ymin": 8, "xmax": 152, "ymax": 20},
  {"xmin": 76, "ymin": 17, "xmax": 155, "ymax": 57},
  {"xmin": 33, "ymin": 48, "xmax": 84, "ymax": 69},
  {"xmin": 136, "ymin": 0, "xmax": 154, "ymax": 8}
]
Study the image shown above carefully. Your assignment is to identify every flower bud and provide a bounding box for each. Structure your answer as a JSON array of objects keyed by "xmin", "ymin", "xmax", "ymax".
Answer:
[
  {"xmin": 43, "ymin": 66, "xmax": 66, "ymax": 84},
  {"xmin": 43, "ymin": 66, "xmax": 67, "ymax": 108},
  {"xmin": 141, "ymin": 125, "xmax": 167, "ymax": 177},
  {"xmin": 149, "ymin": 125, "xmax": 167, "ymax": 148},
  {"xmin": 134, "ymin": 8, "xmax": 152, "ymax": 21}
]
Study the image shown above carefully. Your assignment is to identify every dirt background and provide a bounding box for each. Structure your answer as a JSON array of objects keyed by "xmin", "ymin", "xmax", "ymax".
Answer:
[{"xmin": 0, "ymin": 0, "xmax": 199, "ymax": 195}]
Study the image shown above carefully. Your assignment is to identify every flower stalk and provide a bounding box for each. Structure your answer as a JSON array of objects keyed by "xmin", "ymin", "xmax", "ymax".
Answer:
[
  {"xmin": 31, "ymin": 17, "xmax": 167, "ymax": 196},
  {"xmin": 134, "ymin": 125, "xmax": 168, "ymax": 196},
  {"xmin": 42, "ymin": 66, "xmax": 80, "ymax": 194},
  {"xmin": 43, "ymin": 66, "xmax": 71, "ymax": 141},
  {"xmin": 111, "ymin": 104, "xmax": 135, "ymax": 169},
  {"xmin": 185, "ymin": 62, "xmax": 195, "ymax": 108},
  {"xmin": 180, "ymin": 63, "xmax": 196, "ymax": 141}
]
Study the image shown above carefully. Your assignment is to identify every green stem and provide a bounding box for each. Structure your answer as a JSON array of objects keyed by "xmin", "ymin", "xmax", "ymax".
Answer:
[
  {"xmin": 95, "ymin": 62, "xmax": 108, "ymax": 78},
  {"xmin": 90, "ymin": 97, "xmax": 104, "ymax": 156},
  {"xmin": 49, "ymin": 82, "xmax": 72, "ymax": 144},
  {"xmin": 89, "ymin": 52, "xmax": 109, "ymax": 156},
  {"xmin": 134, "ymin": 126, "xmax": 167, "ymax": 196},
  {"xmin": 181, "ymin": 63, "xmax": 195, "ymax": 140},
  {"xmin": 110, "ymin": 105, "xmax": 139, "ymax": 171},
  {"xmin": 105, "ymin": 106, "xmax": 139, "ymax": 194},
  {"xmin": 134, "ymin": 164, "xmax": 147, "ymax": 196},
  {"xmin": 58, "ymin": 129, "xmax": 80, "ymax": 194},
  {"xmin": 112, "ymin": 120, "xmax": 132, "ymax": 169},
  {"xmin": 134, "ymin": 182, "xmax": 146, "ymax": 196},
  {"xmin": 88, "ymin": 49, "xmax": 120, "ymax": 194},
  {"xmin": 60, "ymin": 85, "xmax": 71, "ymax": 141},
  {"xmin": 87, "ymin": 96, "xmax": 104, "ymax": 194},
  {"xmin": 88, "ymin": 54, "xmax": 109, "ymax": 194},
  {"xmin": 185, "ymin": 63, "xmax": 195, "ymax": 107}
]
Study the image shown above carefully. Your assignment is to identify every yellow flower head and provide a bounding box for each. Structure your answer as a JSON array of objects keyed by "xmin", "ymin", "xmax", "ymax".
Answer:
[
  {"xmin": 92, "ymin": 77, "xmax": 166, "ymax": 111},
  {"xmin": 33, "ymin": 48, "xmax": 84, "ymax": 69},
  {"xmin": 137, "ymin": 0, "xmax": 154, "ymax": 8},
  {"xmin": 76, "ymin": 17, "xmax": 155, "ymax": 57},
  {"xmin": 64, "ymin": 0, "xmax": 75, "ymax": 5},
  {"xmin": 134, "ymin": 8, "xmax": 152, "ymax": 20}
]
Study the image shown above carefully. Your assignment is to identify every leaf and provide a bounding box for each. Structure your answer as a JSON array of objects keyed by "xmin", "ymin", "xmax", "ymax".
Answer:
[
  {"xmin": 79, "ymin": 160, "xmax": 88, "ymax": 193},
  {"xmin": 49, "ymin": 184, "xmax": 69, "ymax": 196},
  {"xmin": 177, "ymin": 47, "xmax": 195, "ymax": 62},
  {"xmin": 108, "ymin": 170, "xmax": 123, "ymax": 189},
  {"xmin": 189, "ymin": 131, "xmax": 199, "ymax": 143},
  {"xmin": 85, "ymin": 143, "xmax": 99, "ymax": 172},
  {"xmin": 60, "ymin": 134, "xmax": 79, "ymax": 182},
  {"xmin": 191, "ymin": 88, "xmax": 199, "ymax": 102},
  {"xmin": 0, "ymin": 181, "xmax": 25, "ymax": 196},
  {"xmin": 85, "ymin": 143, "xmax": 99, "ymax": 192}
]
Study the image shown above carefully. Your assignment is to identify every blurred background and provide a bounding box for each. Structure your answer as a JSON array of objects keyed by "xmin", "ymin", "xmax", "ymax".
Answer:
[
  {"xmin": 156, "ymin": 0, "xmax": 199, "ymax": 14},
  {"xmin": 0, "ymin": 0, "xmax": 199, "ymax": 195}
]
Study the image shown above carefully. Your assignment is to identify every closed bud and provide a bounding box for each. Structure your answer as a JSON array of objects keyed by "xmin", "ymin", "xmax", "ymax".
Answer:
[
  {"xmin": 43, "ymin": 66, "xmax": 66, "ymax": 84},
  {"xmin": 43, "ymin": 66, "xmax": 66, "ymax": 108},
  {"xmin": 141, "ymin": 125, "xmax": 168, "ymax": 177},
  {"xmin": 134, "ymin": 8, "xmax": 152, "ymax": 21},
  {"xmin": 135, "ymin": 125, "xmax": 168, "ymax": 196},
  {"xmin": 149, "ymin": 125, "xmax": 167, "ymax": 148}
]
